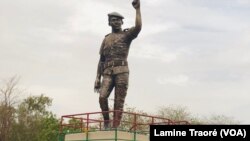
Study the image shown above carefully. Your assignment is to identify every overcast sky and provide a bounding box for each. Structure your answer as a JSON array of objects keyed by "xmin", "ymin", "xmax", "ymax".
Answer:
[{"xmin": 1, "ymin": 0, "xmax": 250, "ymax": 123}]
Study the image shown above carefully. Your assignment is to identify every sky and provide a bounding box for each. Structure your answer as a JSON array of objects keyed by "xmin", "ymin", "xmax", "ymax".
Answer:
[{"xmin": 0, "ymin": 0, "xmax": 250, "ymax": 123}]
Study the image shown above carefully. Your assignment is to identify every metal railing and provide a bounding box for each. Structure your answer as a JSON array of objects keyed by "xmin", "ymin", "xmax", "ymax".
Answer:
[{"xmin": 59, "ymin": 110, "xmax": 189, "ymax": 134}]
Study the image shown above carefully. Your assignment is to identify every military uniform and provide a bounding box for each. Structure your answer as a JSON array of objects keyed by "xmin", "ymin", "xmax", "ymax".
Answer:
[{"xmin": 99, "ymin": 25, "xmax": 139, "ymax": 128}]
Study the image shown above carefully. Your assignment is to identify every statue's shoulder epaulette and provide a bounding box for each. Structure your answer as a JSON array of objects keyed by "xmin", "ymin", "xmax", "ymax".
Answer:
[
  {"xmin": 105, "ymin": 33, "xmax": 111, "ymax": 37},
  {"xmin": 123, "ymin": 28, "xmax": 129, "ymax": 32}
]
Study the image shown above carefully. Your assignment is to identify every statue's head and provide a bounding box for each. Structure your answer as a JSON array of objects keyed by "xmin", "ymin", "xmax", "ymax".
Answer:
[{"xmin": 108, "ymin": 12, "xmax": 124, "ymax": 30}]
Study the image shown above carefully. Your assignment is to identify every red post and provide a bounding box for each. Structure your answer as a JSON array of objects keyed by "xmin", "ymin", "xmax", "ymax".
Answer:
[
  {"xmin": 80, "ymin": 118, "xmax": 83, "ymax": 132},
  {"xmin": 99, "ymin": 121, "xmax": 102, "ymax": 131},
  {"xmin": 86, "ymin": 114, "xmax": 89, "ymax": 131},
  {"xmin": 133, "ymin": 113, "xmax": 137, "ymax": 131},
  {"xmin": 60, "ymin": 116, "xmax": 63, "ymax": 133}
]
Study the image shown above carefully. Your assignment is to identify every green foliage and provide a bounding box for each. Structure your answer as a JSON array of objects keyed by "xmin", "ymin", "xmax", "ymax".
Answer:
[
  {"xmin": 62, "ymin": 118, "xmax": 84, "ymax": 133},
  {"xmin": 39, "ymin": 115, "xmax": 60, "ymax": 141},
  {"xmin": 10, "ymin": 94, "xmax": 59, "ymax": 141}
]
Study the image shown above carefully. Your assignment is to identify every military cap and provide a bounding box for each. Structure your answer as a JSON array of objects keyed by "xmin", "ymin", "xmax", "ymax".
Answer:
[{"xmin": 108, "ymin": 12, "xmax": 124, "ymax": 19}]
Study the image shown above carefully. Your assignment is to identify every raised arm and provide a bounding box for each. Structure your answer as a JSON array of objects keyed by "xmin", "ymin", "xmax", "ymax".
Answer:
[{"xmin": 132, "ymin": 0, "xmax": 142, "ymax": 33}]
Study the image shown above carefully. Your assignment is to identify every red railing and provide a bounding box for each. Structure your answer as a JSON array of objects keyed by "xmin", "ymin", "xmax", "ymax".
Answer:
[{"xmin": 59, "ymin": 110, "xmax": 189, "ymax": 133}]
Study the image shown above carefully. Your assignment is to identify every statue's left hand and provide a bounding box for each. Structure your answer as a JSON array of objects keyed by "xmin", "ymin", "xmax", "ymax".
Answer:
[
  {"xmin": 94, "ymin": 78, "xmax": 101, "ymax": 93},
  {"xmin": 132, "ymin": 0, "xmax": 140, "ymax": 9}
]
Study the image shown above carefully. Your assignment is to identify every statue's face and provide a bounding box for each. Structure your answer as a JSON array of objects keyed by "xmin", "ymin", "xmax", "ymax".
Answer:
[{"xmin": 109, "ymin": 17, "xmax": 123, "ymax": 30}]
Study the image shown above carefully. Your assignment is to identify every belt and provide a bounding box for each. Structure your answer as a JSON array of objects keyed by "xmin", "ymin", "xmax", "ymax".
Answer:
[{"xmin": 104, "ymin": 60, "xmax": 128, "ymax": 70}]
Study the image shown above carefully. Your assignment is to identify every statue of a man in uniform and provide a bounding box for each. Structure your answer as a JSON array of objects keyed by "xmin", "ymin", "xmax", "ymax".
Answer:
[{"xmin": 94, "ymin": 0, "xmax": 142, "ymax": 129}]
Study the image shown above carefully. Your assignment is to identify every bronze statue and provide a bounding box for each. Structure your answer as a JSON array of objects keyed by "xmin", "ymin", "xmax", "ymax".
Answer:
[{"xmin": 94, "ymin": 0, "xmax": 142, "ymax": 129}]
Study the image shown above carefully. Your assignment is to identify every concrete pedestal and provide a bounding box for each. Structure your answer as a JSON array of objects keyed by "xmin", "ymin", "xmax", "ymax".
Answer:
[{"xmin": 65, "ymin": 130, "xmax": 149, "ymax": 141}]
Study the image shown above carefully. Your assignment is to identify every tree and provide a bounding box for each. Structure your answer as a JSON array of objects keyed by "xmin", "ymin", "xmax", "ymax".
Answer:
[
  {"xmin": 156, "ymin": 105, "xmax": 239, "ymax": 124},
  {"xmin": 11, "ymin": 94, "xmax": 59, "ymax": 141},
  {"xmin": 157, "ymin": 105, "xmax": 192, "ymax": 123},
  {"xmin": 201, "ymin": 115, "xmax": 239, "ymax": 124},
  {"xmin": 0, "ymin": 76, "xmax": 20, "ymax": 141},
  {"xmin": 0, "ymin": 77, "xmax": 60, "ymax": 141},
  {"xmin": 39, "ymin": 115, "xmax": 59, "ymax": 141}
]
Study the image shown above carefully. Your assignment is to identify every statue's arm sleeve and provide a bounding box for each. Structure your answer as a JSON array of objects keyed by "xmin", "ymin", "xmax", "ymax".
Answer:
[
  {"xmin": 96, "ymin": 55, "xmax": 105, "ymax": 79},
  {"xmin": 96, "ymin": 40, "xmax": 105, "ymax": 79}
]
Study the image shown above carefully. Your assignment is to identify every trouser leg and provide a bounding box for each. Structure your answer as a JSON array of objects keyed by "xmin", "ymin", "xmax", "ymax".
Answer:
[
  {"xmin": 99, "ymin": 98, "xmax": 110, "ymax": 128},
  {"xmin": 99, "ymin": 74, "xmax": 114, "ymax": 129},
  {"xmin": 113, "ymin": 73, "xmax": 129, "ymax": 128}
]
